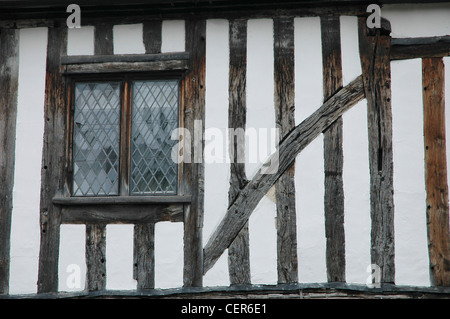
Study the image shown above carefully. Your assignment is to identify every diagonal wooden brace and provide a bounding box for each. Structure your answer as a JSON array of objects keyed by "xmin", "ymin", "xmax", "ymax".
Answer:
[{"xmin": 203, "ymin": 75, "xmax": 365, "ymax": 274}]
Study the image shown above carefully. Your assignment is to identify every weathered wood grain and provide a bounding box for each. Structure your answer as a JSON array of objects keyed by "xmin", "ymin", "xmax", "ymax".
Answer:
[
  {"xmin": 61, "ymin": 52, "xmax": 189, "ymax": 65},
  {"xmin": 422, "ymin": 57, "xmax": 450, "ymax": 287},
  {"xmin": 143, "ymin": 20, "xmax": 162, "ymax": 54},
  {"xmin": 53, "ymin": 195, "xmax": 191, "ymax": 205},
  {"xmin": 134, "ymin": 223, "xmax": 155, "ymax": 289},
  {"xmin": 274, "ymin": 17, "xmax": 298, "ymax": 284},
  {"xmin": 85, "ymin": 224, "xmax": 106, "ymax": 291},
  {"xmin": 37, "ymin": 27, "xmax": 67, "ymax": 293},
  {"xmin": 203, "ymin": 75, "xmax": 365, "ymax": 274},
  {"xmin": 60, "ymin": 204, "xmax": 184, "ymax": 224},
  {"xmin": 182, "ymin": 19, "xmax": 206, "ymax": 287},
  {"xmin": 94, "ymin": 23, "xmax": 114, "ymax": 56},
  {"xmin": 391, "ymin": 36, "xmax": 450, "ymax": 61},
  {"xmin": 63, "ymin": 60, "xmax": 189, "ymax": 74},
  {"xmin": 358, "ymin": 17, "xmax": 395, "ymax": 284},
  {"xmin": 84, "ymin": 22, "xmax": 115, "ymax": 292},
  {"xmin": 227, "ymin": 18, "xmax": 251, "ymax": 286},
  {"xmin": 0, "ymin": 29, "xmax": 20, "ymax": 295},
  {"xmin": 321, "ymin": 15, "xmax": 345, "ymax": 283}
]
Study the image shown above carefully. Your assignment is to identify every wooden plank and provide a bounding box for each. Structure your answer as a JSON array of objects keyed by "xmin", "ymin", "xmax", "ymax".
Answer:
[
  {"xmin": 94, "ymin": 23, "xmax": 114, "ymax": 56},
  {"xmin": 133, "ymin": 223, "xmax": 155, "ymax": 289},
  {"xmin": 84, "ymin": 22, "xmax": 115, "ymax": 292},
  {"xmin": 227, "ymin": 19, "xmax": 251, "ymax": 286},
  {"xmin": 137, "ymin": 21, "xmax": 164, "ymax": 290},
  {"xmin": 63, "ymin": 60, "xmax": 189, "ymax": 75},
  {"xmin": 0, "ymin": 28, "xmax": 20, "ymax": 295},
  {"xmin": 37, "ymin": 27, "xmax": 67, "ymax": 293},
  {"xmin": 61, "ymin": 52, "xmax": 189, "ymax": 65},
  {"xmin": 358, "ymin": 17, "xmax": 395, "ymax": 284},
  {"xmin": 203, "ymin": 75, "xmax": 365, "ymax": 274},
  {"xmin": 321, "ymin": 15, "xmax": 345, "ymax": 283},
  {"xmin": 85, "ymin": 224, "xmax": 106, "ymax": 291},
  {"xmin": 391, "ymin": 36, "xmax": 450, "ymax": 61},
  {"xmin": 273, "ymin": 17, "xmax": 298, "ymax": 284},
  {"xmin": 422, "ymin": 57, "xmax": 450, "ymax": 287},
  {"xmin": 182, "ymin": 19, "xmax": 206, "ymax": 287},
  {"xmin": 53, "ymin": 195, "xmax": 191, "ymax": 205},
  {"xmin": 143, "ymin": 20, "xmax": 162, "ymax": 54},
  {"xmin": 60, "ymin": 204, "xmax": 184, "ymax": 224},
  {"xmin": 5, "ymin": 282, "xmax": 450, "ymax": 299}
]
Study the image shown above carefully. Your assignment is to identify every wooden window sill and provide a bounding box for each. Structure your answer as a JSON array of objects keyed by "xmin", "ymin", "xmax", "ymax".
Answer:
[{"xmin": 52, "ymin": 195, "xmax": 190, "ymax": 224}]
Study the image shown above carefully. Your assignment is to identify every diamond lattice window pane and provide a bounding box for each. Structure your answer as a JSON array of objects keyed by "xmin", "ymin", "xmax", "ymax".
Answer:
[
  {"xmin": 130, "ymin": 80, "xmax": 179, "ymax": 195},
  {"xmin": 73, "ymin": 82, "xmax": 121, "ymax": 196}
]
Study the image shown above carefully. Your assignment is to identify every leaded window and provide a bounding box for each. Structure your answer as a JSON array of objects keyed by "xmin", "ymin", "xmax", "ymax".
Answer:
[{"xmin": 71, "ymin": 78, "xmax": 179, "ymax": 197}]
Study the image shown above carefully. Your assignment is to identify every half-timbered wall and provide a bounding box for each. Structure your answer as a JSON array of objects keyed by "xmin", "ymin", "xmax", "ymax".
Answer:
[{"xmin": 2, "ymin": 3, "xmax": 450, "ymax": 295}]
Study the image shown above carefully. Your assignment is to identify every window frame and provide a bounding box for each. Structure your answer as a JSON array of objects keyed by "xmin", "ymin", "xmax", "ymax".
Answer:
[{"xmin": 65, "ymin": 71, "xmax": 185, "ymax": 199}]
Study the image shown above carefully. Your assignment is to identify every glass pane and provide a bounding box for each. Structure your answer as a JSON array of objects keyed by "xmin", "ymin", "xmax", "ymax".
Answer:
[
  {"xmin": 72, "ymin": 82, "xmax": 121, "ymax": 196},
  {"xmin": 130, "ymin": 80, "xmax": 179, "ymax": 195}
]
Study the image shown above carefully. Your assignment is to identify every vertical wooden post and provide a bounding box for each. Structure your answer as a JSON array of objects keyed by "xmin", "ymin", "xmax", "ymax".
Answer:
[
  {"xmin": 228, "ymin": 19, "xmax": 251, "ymax": 285},
  {"xmin": 183, "ymin": 19, "xmax": 206, "ymax": 287},
  {"xmin": 0, "ymin": 28, "xmax": 20, "ymax": 295},
  {"xmin": 422, "ymin": 57, "xmax": 450, "ymax": 287},
  {"xmin": 321, "ymin": 15, "xmax": 346, "ymax": 283},
  {"xmin": 358, "ymin": 17, "xmax": 395, "ymax": 284},
  {"xmin": 133, "ymin": 223, "xmax": 155, "ymax": 289},
  {"xmin": 94, "ymin": 23, "xmax": 113, "ymax": 56},
  {"xmin": 84, "ymin": 23, "xmax": 115, "ymax": 292},
  {"xmin": 132, "ymin": 21, "xmax": 162, "ymax": 290},
  {"xmin": 38, "ymin": 26, "xmax": 67, "ymax": 293},
  {"xmin": 143, "ymin": 20, "xmax": 162, "ymax": 54},
  {"xmin": 274, "ymin": 17, "xmax": 298, "ymax": 284}
]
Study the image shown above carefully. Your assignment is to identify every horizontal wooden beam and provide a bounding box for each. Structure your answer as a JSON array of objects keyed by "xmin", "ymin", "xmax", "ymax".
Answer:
[
  {"xmin": 61, "ymin": 52, "xmax": 189, "ymax": 65},
  {"xmin": 6, "ymin": 282, "xmax": 450, "ymax": 299},
  {"xmin": 391, "ymin": 36, "xmax": 450, "ymax": 60},
  {"xmin": 53, "ymin": 195, "xmax": 191, "ymax": 205},
  {"xmin": 63, "ymin": 60, "xmax": 189, "ymax": 74},
  {"xmin": 203, "ymin": 75, "xmax": 365, "ymax": 274},
  {"xmin": 60, "ymin": 203, "xmax": 184, "ymax": 224}
]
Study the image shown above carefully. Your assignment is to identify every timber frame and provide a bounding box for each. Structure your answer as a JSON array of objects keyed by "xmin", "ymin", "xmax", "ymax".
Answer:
[{"xmin": 1, "ymin": 0, "xmax": 450, "ymax": 298}]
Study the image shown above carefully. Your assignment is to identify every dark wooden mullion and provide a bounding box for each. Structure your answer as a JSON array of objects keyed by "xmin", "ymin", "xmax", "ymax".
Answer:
[
  {"xmin": 85, "ymin": 23, "xmax": 115, "ymax": 292},
  {"xmin": 320, "ymin": 15, "xmax": 346, "ymax": 283},
  {"xmin": 227, "ymin": 19, "xmax": 251, "ymax": 286},
  {"xmin": 120, "ymin": 80, "xmax": 131, "ymax": 197},
  {"xmin": 64, "ymin": 81, "xmax": 75, "ymax": 197},
  {"xmin": 358, "ymin": 17, "xmax": 395, "ymax": 284},
  {"xmin": 273, "ymin": 17, "xmax": 298, "ymax": 284},
  {"xmin": 0, "ymin": 28, "xmax": 20, "ymax": 295},
  {"xmin": 183, "ymin": 19, "xmax": 206, "ymax": 287},
  {"xmin": 133, "ymin": 20, "xmax": 163, "ymax": 290},
  {"xmin": 37, "ymin": 26, "xmax": 67, "ymax": 293},
  {"xmin": 422, "ymin": 57, "xmax": 450, "ymax": 287}
]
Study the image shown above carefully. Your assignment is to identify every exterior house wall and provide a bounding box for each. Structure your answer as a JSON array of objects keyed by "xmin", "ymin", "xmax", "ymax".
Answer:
[{"xmin": 5, "ymin": 3, "xmax": 450, "ymax": 294}]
